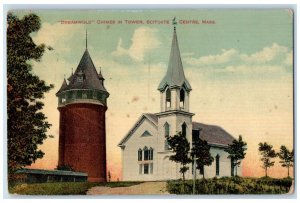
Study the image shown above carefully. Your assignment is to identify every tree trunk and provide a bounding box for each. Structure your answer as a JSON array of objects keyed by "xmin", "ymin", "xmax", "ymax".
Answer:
[
  {"xmin": 265, "ymin": 167, "xmax": 268, "ymax": 177},
  {"xmin": 288, "ymin": 166, "xmax": 290, "ymax": 177},
  {"xmin": 182, "ymin": 171, "xmax": 186, "ymax": 193}
]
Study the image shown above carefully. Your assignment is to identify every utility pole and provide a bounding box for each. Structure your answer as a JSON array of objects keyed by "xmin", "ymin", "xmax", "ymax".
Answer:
[{"xmin": 193, "ymin": 155, "xmax": 197, "ymax": 194}]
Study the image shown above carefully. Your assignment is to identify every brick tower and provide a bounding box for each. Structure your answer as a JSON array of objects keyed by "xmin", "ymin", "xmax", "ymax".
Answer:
[{"xmin": 56, "ymin": 33, "xmax": 109, "ymax": 182}]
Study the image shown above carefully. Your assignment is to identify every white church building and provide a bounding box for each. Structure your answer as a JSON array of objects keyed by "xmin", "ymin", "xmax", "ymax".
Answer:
[{"xmin": 118, "ymin": 26, "xmax": 242, "ymax": 181}]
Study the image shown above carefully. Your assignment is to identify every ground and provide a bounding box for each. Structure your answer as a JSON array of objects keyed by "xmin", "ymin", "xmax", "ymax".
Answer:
[{"xmin": 87, "ymin": 181, "xmax": 169, "ymax": 195}]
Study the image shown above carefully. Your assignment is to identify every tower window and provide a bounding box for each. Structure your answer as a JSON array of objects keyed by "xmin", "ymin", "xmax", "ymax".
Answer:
[
  {"xmin": 180, "ymin": 89, "xmax": 185, "ymax": 108},
  {"xmin": 216, "ymin": 154, "xmax": 220, "ymax": 176},
  {"xmin": 166, "ymin": 88, "xmax": 171, "ymax": 108},
  {"xmin": 182, "ymin": 122, "xmax": 187, "ymax": 137}
]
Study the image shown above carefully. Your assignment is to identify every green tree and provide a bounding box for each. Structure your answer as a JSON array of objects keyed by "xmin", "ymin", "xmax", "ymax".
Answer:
[
  {"xmin": 7, "ymin": 13, "xmax": 54, "ymax": 175},
  {"xmin": 258, "ymin": 142, "xmax": 277, "ymax": 177},
  {"xmin": 166, "ymin": 132, "xmax": 191, "ymax": 192},
  {"xmin": 225, "ymin": 135, "xmax": 247, "ymax": 176},
  {"xmin": 191, "ymin": 138, "xmax": 214, "ymax": 179},
  {"xmin": 277, "ymin": 145, "xmax": 294, "ymax": 177}
]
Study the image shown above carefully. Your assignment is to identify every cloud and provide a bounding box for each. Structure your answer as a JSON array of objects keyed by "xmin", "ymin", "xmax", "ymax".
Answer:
[
  {"xmin": 186, "ymin": 49, "xmax": 239, "ymax": 66},
  {"xmin": 184, "ymin": 43, "xmax": 293, "ymax": 75},
  {"xmin": 112, "ymin": 26, "xmax": 161, "ymax": 62},
  {"xmin": 32, "ymin": 22, "xmax": 83, "ymax": 53}
]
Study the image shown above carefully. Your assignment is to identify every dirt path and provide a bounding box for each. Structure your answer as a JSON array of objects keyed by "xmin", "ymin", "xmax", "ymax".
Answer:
[{"xmin": 87, "ymin": 181, "xmax": 169, "ymax": 195}]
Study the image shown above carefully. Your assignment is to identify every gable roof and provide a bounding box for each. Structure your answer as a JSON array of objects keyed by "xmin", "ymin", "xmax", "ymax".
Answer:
[
  {"xmin": 158, "ymin": 27, "xmax": 192, "ymax": 92},
  {"xmin": 118, "ymin": 112, "xmax": 235, "ymax": 147},
  {"xmin": 118, "ymin": 113, "xmax": 158, "ymax": 147},
  {"xmin": 192, "ymin": 122, "xmax": 235, "ymax": 147}
]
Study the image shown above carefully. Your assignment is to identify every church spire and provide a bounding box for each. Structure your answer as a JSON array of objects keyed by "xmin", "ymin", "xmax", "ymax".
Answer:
[{"xmin": 158, "ymin": 22, "xmax": 192, "ymax": 92}]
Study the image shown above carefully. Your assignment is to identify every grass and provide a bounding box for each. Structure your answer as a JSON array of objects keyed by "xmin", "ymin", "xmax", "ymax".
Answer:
[
  {"xmin": 9, "ymin": 181, "xmax": 142, "ymax": 195},
  {"xmin": 167, "ymin": 176, "xmax": 293, "ymax": 195}
]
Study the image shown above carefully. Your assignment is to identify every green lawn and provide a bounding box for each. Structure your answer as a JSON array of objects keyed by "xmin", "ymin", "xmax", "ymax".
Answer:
[{"xmin": 9, "ymin": 181, "xmax": 142, "ymax": 195}]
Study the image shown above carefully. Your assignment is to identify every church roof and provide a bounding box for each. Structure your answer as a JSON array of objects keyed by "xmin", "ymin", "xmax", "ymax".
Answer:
[
  {"xmin": 118, "ymin": 113, "xmax": 235, "ymax": 147},
  {"xmin": 158, "ymin": 27, "xmax": 192, "ymax": 92},
  {"xmin": 192, "ymin": 122, "xmax": 235, "ymax": 147},
  {"xmin": 57, "ymin": 49, "xmax": 108, "ymax": 94}
]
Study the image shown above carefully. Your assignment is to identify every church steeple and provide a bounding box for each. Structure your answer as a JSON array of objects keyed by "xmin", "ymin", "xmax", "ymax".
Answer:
[
  {"xmin": 158, "ymin": 22, "xmax": 192, "ymax": 92},
  {"xmin": 158, "ymin": 24, "xmax": 192, "ymax": 113}
]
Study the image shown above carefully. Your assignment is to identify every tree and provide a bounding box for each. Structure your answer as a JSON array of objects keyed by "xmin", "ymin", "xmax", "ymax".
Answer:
[
  {"xmin": 191, "ymin": 138, "xmax": 214, "ymax": 179},
  {"xmin": 258, "ymin": 142, "xmax": 277, "ymax": 177},
  {"xmin": 108, "ymin": 171, "xmax": 112, "ymax": 182},
  {"xmin": 166, "ymin": 132, "xmax": 191, "ymax": 192},
  {"xmin": 277, "ymin": 145, "xmax": 294, "ymax": 177},
  {"xmin": 7, "ymin": 13, "xmax": 53, "ymax": 175},
  {"xmin": 224, "ymin": 135, "xmax": 247, "ymax": 176}
]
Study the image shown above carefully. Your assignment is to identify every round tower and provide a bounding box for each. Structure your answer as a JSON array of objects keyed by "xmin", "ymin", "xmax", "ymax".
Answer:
[{"xmin": 56, "ymin": 37, "xmax": 109, "ymax": 182}]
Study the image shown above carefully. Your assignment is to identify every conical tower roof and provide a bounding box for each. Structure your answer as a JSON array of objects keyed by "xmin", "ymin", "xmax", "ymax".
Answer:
[
  {"xmin": 64, "ymin": 49, "xmax": 108, "ymax": 92},
  {"xmin": 158, "ymin": 27, "xmax": 192, "ymax": 92},
  {"xmin": 57, "ymin": 78, "xmax": 68, "ymax": 93}
]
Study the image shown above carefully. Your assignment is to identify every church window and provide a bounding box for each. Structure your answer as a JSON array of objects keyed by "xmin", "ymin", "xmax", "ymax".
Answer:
[
  {"xmin": 149, "ymin": 148, "xmax": 153, "ymax": 160},
  {"xmin": 180, "ymin": 88, "xmax": 185, "ymax": 108},
  {"xmin": 144, "ymin": 147, "xmax": 149, "ymax": 161},
  {"xmin": 82, "ymin": 92, "xmax": 87, "ymax": 99},
  {"xmin": 144, "ymin": 164, "xmax": 149, "ymax": 174},
  {"xmin": 138, "ymin": 149, "xmax": 142, "ymax": 161},
  {"xmin": 182, "ymin": 122, "xmax": 187, "ymax": 137},
  {"xmin": 166, "ymin": 88, "xmax": 171, "ymax": 108},
  {"xmin": 216, "ymin": 154, "xmax": 220, "ymax": 176},
  {"xmin": 141, "ymin": 130, "xmax": 152, "ymax": 137},
  {"xmin": 164, "ymin": 123, "xmax": 171, "ymax": 150}
]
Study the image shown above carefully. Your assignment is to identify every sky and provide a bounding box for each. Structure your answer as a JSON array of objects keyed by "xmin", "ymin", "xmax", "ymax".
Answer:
[{"xmin": 11, "ymin": 9, "xmax": 294, "ymax": 180}]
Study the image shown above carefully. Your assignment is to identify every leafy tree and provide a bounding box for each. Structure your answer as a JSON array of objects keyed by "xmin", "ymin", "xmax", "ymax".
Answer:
[
  {"xmin": 277, "ymin": 145, "xmax": 294, "ymax": 177},
  {"xmin": 225, "ymin": 135, "xmax": 247, "ymax": 176},
  {"xmin": 191, "ymin": 138, "xmax": 214, "ymax": 179},
  {"xmin": 56, "ymin": 164, "xmax": 74, "ymax": 171},
  {"xmin": 7, "ymin": 13, "xmax": 54, "ymax": 175},
  {"xmin": 166, "ymin": 132, "xmax": 191, "ymax": 192},
  {"xmin": 258, "ymin": 142, "xmax": 277, "ymax": 177}
]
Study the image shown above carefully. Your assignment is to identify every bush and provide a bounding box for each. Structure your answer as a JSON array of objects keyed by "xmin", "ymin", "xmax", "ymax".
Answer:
[{"xmin": 166, "ymin": 177, "xmax": 293, "ymax": 194}]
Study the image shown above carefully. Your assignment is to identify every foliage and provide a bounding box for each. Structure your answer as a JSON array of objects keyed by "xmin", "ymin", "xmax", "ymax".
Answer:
[
  {"xmin": 55, "ymin": 165, "xmax": 74, "ymax": 171},
  {"xmin": 224, "ymin": 135, "xmax": 247, "ymax": 176},
  {"xmin": 191, "ymin": 138, "xmax": 214, "ymax": 179},
  {"xmin": 258, "ymin": 142, "xmax": 277, "ymax": 177},
  {"xmin": 9, "ymin": 181, "xmax": 142, "ymax": 195},
  {"xmin": 7, "ymin": 13, "xmax": 54, "ymax": 175},
  {"xmin": 166, "ymin": 132, "xmax": 191, "ymax": 192},
  {"xmin": 167, "ymin": 177, "xmax": 293, "ymax": 195},
  {"xmin": 277, "ymin": 145, "xmax": 294, "ymax": 177}
]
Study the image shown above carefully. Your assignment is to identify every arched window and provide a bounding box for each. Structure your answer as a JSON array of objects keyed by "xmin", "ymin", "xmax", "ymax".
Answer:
[
  {"xmin": 164, "ymin": 123, "xmax": 171, "ymax": 150},
  {"xmin": 166, "ymin": 88, "xmax": 171, "ymax": 108},
  {"xmin": 180, "ymin": 89, "xmax": 185, "ymax": 108},
  {"xmin": 144, "ymin": 147, "xmax": 149, "ymax": 161},
  {"xmin": 149, "ymin": 147, "xmax": 153, "ymax": 160},
  {"xmin": 138, "ymin": 149, "xmax": 142, "ymax": 161},
  {"xmin": 182, "ymin": 122, "xmax": 187, "ymax": 137},
  {"xmin": 216, "ymin": 154, "xmax": 220, "ymax": 176}
]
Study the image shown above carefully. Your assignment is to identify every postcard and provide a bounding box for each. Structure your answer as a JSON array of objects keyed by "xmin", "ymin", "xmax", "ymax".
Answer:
[{"xmin": 6, "ymin": 8, "xmax": 294, "ymax": 195}]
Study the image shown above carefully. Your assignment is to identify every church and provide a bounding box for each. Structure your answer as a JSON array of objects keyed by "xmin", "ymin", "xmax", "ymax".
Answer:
[{"xmin": 118, "ymin": 26, "xmax": 242, "ymax": 181}]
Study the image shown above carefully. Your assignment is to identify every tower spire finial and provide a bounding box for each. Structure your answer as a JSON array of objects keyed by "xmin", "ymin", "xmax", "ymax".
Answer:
[
  {"xmin": 172, "ymin": 17, "xmax": 177, "ymax": 32},
  {"xmin": 85, "ymin": 29, "xmax": 88, "ymax": 49}
]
